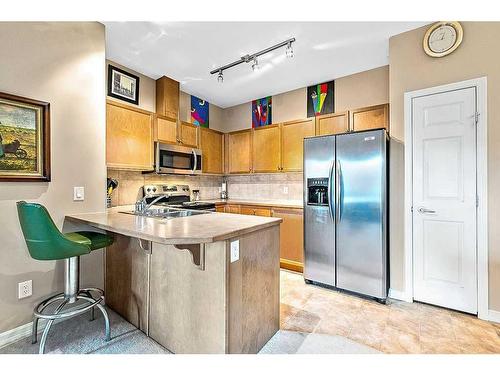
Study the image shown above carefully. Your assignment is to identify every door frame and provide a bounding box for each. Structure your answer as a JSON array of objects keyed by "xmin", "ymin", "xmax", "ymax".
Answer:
[{"xmin": 403, "ymin": 77, "xmax": 488, "ymax": 320}]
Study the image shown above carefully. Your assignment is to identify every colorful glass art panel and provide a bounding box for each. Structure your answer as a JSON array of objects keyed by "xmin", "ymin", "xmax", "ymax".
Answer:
[
  {"xmin": 252, "ymin": 96, "xmax": 272, "ymax": 128},
  {"xmin": 191, "ymin": 95, "xmax": 209, "ymax": 128},
  {"xmin": 307, "ymin": 81, "xmax": 334, "ymax": 117}
]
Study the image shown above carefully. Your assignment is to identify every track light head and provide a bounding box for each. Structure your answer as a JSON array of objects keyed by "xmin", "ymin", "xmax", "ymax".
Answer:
[
  {"xmin": 286, "ymin": 41, "xmax": 294, "ymax": 58},
  {"xmin": 217, "ymin": 70, "xmax": 223, "ymax": 83},
  {"xmin": 251, "ymin": 57, "xmax": 259, "ymax": 71}
]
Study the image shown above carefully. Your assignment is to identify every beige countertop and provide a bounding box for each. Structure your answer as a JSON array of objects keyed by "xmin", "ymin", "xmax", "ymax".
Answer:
[
  {"xmin": 201, "ymin": 198, "xmax": 303, "ymax": 209},
  {"xmin": 65, "ymin": 206, "xmax": 282, "ymax": 245}
]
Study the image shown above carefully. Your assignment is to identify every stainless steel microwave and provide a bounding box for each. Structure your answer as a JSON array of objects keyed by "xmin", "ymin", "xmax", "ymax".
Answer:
[{"xmin": 155, "ymin": 142, "xmax": 202, "ymax": 175}]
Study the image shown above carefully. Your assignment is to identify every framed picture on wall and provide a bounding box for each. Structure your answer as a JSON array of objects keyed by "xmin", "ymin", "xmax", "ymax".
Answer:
[
  {"xmin": 252, "ymin": 96, "xmax": 272, "ymax": 128},
  {"xmin": 191, "ymin": 95, "xmax": 209, "ymax": 128},
  {"xmin": 307, "ymin": 81, "xmax": 334, "ymax": 117},
  {"xmin": 0, "ymin": 92, "xmax": 51, "ymax": 182},
  {"xmin": 107, "ymin": 64, "xmax": 140, "ymax": 105}
]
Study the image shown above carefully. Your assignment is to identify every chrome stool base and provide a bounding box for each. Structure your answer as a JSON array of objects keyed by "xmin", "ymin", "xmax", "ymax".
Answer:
[{"xmin": 32, "ymin": 256, "xmax": 111, "ymax": 354}]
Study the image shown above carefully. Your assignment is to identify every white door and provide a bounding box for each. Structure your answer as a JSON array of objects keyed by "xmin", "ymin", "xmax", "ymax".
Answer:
[{"xmin": 412, "ymin": 87, "xmax": 477, "ymax": 314}]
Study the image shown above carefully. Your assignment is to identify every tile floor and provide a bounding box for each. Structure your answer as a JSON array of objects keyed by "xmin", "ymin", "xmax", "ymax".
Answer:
[{"xmin": 280, "ymin": 270, "xmax": 500, "ymax": 354}]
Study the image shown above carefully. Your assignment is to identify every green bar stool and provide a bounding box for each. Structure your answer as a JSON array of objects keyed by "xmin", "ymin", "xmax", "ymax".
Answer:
[{"xmin": 16, "ymin": 201, "xmax": 114, "ymax": 354}]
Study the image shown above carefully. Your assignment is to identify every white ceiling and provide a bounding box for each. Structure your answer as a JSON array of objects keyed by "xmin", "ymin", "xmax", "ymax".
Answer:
[{"xmin": 104, "ymin": 22, "xmax": 428, "ymax": 108}]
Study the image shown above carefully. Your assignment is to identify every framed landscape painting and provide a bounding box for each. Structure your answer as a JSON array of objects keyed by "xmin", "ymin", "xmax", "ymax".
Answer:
[
  {"xmin": 0, "ymin": 92, "xmax": 51, "ymax": 181},
  {"xmin": 107, "ymin": 64, "xmax": 140, "ymax": 105}
]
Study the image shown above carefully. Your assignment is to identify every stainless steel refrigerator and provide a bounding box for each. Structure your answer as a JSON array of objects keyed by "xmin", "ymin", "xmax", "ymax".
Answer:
[{"xmin": 303, "ymin": 129, "xmax": 388, "ymax": 301}]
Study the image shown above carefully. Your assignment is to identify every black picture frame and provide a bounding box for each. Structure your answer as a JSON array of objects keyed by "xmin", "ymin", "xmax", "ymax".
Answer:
[{"xmin": 107, "ymin": 64, "xmax": 140, "ymax": 105}]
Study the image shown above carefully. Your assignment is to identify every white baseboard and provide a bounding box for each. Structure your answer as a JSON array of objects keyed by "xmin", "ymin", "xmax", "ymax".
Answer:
[
  {"xmin": 487, "ymin": 309, "xmax": 500, "ymax": 324},
  {"xmin": 388, "ymin": 288, "xmax": 413, "ymax": 303},
  {"xmin": 0, "ymin": 304, "xmax": 94, "ymax": 350}
]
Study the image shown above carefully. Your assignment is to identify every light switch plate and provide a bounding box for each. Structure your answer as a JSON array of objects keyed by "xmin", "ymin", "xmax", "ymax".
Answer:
[
  {"xmin": 230, "ymin": 240, "xmax": 240, "ymax": 263},
  {"xmin": 73, "ymin": 186, "xmax": 85, "ymax": 201},
  {"xmin": 18, "ymin": 280, "xmax": 32, "ymax": 299},
  {"xmin": 283, "ymin": 186, "xmax": 289, "ymax": 194}
]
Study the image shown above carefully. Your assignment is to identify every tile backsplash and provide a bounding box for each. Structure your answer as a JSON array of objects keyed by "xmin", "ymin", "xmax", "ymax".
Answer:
[
  {"xmin": 107, "ymin": 169, "xmax": 223, "ymax": 206},
  {"xmin": 107, "ymin": 170, "xmax": 304, "ymax": 206},
  {"xmin": 225, "ymin": 173, "xmax": 303, "ymax": 201}
]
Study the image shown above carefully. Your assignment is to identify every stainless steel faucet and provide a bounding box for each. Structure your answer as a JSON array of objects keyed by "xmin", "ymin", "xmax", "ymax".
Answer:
[{"xmin": 135, "ymin": 195, "xmax": 165, "ymax": 214}]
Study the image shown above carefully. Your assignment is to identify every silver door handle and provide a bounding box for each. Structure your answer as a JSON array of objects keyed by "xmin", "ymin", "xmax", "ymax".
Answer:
[
  {"xmin": 336, "ymin": 160, "xmax": 341, "ymax": 224},
  {"xmin": 418, "ymin": 207, "xmax": 436, "ymax": 214},
  {"xmin": 327, "ymin": 161, "xmax": 334, "ymax": 221},
  {"xmin": 192, "ymin": 149, "xmax": 197, "ymax": 174}
]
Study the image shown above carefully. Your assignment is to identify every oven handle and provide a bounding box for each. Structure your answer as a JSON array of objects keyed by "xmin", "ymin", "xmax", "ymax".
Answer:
[{"xmin": 192, "ymin": 149, "xmax": 198, "ymax": 174}]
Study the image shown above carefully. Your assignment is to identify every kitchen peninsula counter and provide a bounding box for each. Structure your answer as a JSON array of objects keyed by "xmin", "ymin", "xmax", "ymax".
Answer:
[{"xmin": 65, "ymin": 207, "xmax": 282, "ymax": 354}]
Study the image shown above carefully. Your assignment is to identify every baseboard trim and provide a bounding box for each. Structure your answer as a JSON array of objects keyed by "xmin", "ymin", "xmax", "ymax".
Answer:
[
  {"xmin": 388, "ymin": 288, "xmax": 413, "ymax": 303},
  {"xmin": 487, "ymin": 309, "xmax": 500, "ymax": 323},
  {"xmin": 0, "ymin": 303, "xmax": 96, "ymax": 350}
]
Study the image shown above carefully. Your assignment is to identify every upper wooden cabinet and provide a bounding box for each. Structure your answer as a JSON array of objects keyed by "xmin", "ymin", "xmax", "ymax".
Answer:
[
  {"xmin": 106, "ymin": 101, "xmax": 154, "ymax": 171},
  {"xmin": 156, "ymin": 76, "xmax": 179, "ymax": 119},
  {"xmin": 200, "ymin": 127, "xmax": 223, "ymax": 174},
  {"xmin": 155, "ymin": 115, "xmax": 177, "ymax": 144},
  {"xmin": 281, "ymin": 118, "xmax": 315, "ymax": 172},
  {"xmin": 179, "ymin": 121, "xmax": 199, "ymax": 148},
  {"xmin": 252, "ymin": 125, "xmax": 281, "ymax": 173},
  {"xmin": 350, "ymin": 103, "xmax": 389, "ymax": 132},
  {"xmin": 316, "ymin": 111, "xmax": 349, "ymax": 135},
  {"xmin": 227, "ymin": 130, "xmax": 252, "ymax": 174}
]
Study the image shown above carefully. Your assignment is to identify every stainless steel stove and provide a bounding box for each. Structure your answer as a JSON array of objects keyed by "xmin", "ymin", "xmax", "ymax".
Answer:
[{"xmin": 142, "ymin": 184, "xmax": 216, "ymax": 211}]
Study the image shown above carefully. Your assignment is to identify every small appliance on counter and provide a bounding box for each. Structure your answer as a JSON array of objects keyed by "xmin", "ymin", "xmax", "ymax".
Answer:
[
  {"xmin": 142, "ymin": 184, "xmax": 216, "ymax": 211},
  {"xmin": 106, "ymin": 178, "xmax": 118, "ymax": 208},
  {"xmin": 221, "ymin": 179, "xmax": 228, "ymax": 199},
  {"xmin": 192, "ymin": 189, "xmax": 201, "ymax": 201}
]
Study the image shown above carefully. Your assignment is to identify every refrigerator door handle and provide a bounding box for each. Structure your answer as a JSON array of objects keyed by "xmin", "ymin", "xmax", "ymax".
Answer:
[
  {"xmin": 327, "ymin": 160, "xmax": 334, "ymax": 221},
  {"xmin": 336, "ymin": 160, "xmax": 342, "ymax": 224}
]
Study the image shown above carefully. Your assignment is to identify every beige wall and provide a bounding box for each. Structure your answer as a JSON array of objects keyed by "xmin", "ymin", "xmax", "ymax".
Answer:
[
  {"xmin": 389, "ymin": 22, "xmax": 500, "ymax": 310},
  {"xmin": 335, "ymin": 66, "xmax": 389, "ymax": 112},
  {"xmin": 0, "ymin": 22, "xmax": 106, "ymax": 333},
  {"xmin": 221, "ymin": 66, "xmax": 389, "ymax": 132},
  {"xmin": 106, "ymin": 60, "xmax": 156, "ymax": 112}
]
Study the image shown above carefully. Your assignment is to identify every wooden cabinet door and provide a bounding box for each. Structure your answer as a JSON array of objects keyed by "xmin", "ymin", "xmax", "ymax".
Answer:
[
  {"xmin": 179, "ymin": 121, "xmax": 198, "ymax": 148},
  {"xmin": 156, "ymin": 76, "xmax": 179, "ymax": 119},
  {"xmin": 316, "ymin": 111, "xmax": 349, "ymax": 135},
  {"xmin": 155, "ymin": 115, "xmax": 177, "ymax": 144},
  {"xmin": 215, "ymin": 204, "xmax": 225, "ymax": 213},
  {"xmin": 226, "ymin": 205, "xmax": 241, "ymax": 214},
  {"xmin": 281, "ymin": 118, "xmax": 315, "ymax": 172},
  {"xmin": 272, "ymin": 208, "xmax": 304, "ymax": 272},
  {"xmin": 350, "ymin": 103, "xmax": 389, "ymax": 132},
  {"xmin": 240, "ymin": 206, "xmax": 271, "ymax": 217},
  {"xmin": 252, "ymin": 125, "xmax": 281, "ymax": 173},
  {"xmin": 227, "ymin": 130, "xmax": 252, "ymax": 174},
  {"xmin": 106, "ymin": 101, "xmax": 153, "ymax": 170},
  {"xmin": 200, "ymin": 127, "xmax": 223, "ymax": 174}
]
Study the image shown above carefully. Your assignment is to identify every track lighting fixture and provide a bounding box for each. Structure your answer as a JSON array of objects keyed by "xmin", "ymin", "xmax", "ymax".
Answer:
[{"xmin": 210, "ymin": 37, "xmax": 295, "ymax": 82}]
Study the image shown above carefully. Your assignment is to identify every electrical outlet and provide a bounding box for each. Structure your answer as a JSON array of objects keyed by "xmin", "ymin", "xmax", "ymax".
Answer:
[
  {"xmin": 283, "ymin": 186, "xmax": 289, "ymax": 194},
  {"xmin": 73, "ymin": 186, "xmax": 85, "ymax": 201},
  {"xmin": 230, "ymin": 240, "xmax": 240, "ymax": 263},
  {"xmin": 18, "ymin": 280, "xmax": 32, "ymax": 299}
]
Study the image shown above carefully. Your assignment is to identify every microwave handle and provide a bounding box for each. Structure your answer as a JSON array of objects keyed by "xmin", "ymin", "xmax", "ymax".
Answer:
[
  {"xmin": 155, "ymin": 143, "xmax": 160, "ymax": 173},
  {"xmin": 192, "ymin": 149, "xmax": 197, "ymax": 174}
]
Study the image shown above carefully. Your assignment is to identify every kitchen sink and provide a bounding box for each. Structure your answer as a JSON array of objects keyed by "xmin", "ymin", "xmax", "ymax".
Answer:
[{"xmin": 120, "ymin": 207, "xmax": 211, "ymax": 219}]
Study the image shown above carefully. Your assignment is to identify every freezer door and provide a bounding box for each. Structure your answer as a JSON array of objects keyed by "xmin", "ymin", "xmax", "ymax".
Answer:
[
  {"xmin": 303, "ymin": 136, "xmax": 335, "ymax": 286},
  {"xmin": 335, "ymin": 130, "xmax": 387, "ymax": 298}
]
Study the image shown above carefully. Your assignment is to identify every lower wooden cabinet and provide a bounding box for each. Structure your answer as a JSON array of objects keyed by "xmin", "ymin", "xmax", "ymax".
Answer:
[
  {"xmin": 350, "ymin": 103, "xmax": 389, "ymax": 132},
  {"xmin": 271, "ymin": 208, "xmax": 304, "ymax": 273},
  {"xmin": 106, "ymin": 101, "xmax": 154, "ymax": 171},
  {"xmin": 215, "ymin": 204, "xmax": 225, "ymax": 213},
  {"xmin": 225, "ymin": 204, "xmax": 241, "ymax": 214},
  {"xmin": 240, "ymin": 205, "xmax": 272, "ymax": 217}
]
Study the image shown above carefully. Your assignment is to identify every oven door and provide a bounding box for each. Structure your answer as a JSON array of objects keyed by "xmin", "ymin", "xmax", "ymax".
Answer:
[{"xmin": 155, "ymin": 143, "xmax": 202, "ymax": 175}]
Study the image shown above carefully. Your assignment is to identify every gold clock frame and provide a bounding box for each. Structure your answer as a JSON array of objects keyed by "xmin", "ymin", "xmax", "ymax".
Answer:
[{"xmin": 423, "ymin": 21, "xmax": 463, "ymax": 58}]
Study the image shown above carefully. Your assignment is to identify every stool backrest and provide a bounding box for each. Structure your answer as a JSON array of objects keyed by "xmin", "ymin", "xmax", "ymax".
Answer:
[{"xmin": 16, "ymin": 201, "xmax": 89, "ymax": 260}]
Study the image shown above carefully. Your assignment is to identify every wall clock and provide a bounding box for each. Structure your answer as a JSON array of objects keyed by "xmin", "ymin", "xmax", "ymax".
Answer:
[{"xmin": 423, "ymin": 21, "xmax": 463, "ymax": 58}]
